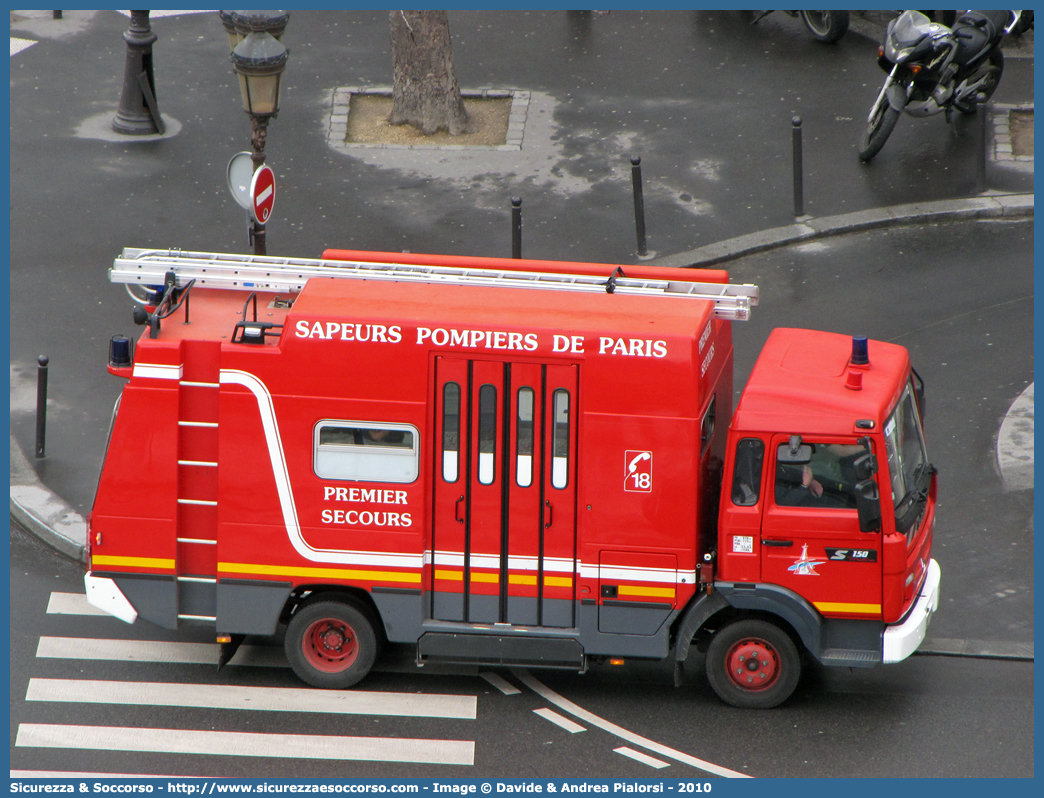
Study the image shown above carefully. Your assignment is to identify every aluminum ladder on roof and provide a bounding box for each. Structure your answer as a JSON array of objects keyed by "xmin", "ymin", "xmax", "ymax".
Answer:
[{"xmin": 111, "ymin": 247, "xmax": 759, "ymax": 321}]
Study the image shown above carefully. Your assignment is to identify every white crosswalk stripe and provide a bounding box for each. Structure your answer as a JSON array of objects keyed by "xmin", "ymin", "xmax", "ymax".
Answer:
[
  {"xmin": 10, "ymin": 38, "xmax": 36, "ymax": 57},
  {"xmin": 27, "ymin": 677, "xmax": 477, "ymax": 719},
  {"xmin": 16, "ymin": 724, "xmax": 475, "ymax": 765},
  {"xmin": 46, "ymin": 591, "xmax": 108, "ymax": 615},
  {"xmin": 37, "ymin": 635, "xmax": 286, "ymax": 667}
]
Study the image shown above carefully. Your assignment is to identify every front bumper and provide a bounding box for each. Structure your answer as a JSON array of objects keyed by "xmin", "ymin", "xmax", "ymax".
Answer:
[
  {"xmin": 882, "ymin": 558, "xmax": 941, "ymax": 663},
  {"xmin": 84, "ymin": 572, "xmax": 138, "ymax": 624}
]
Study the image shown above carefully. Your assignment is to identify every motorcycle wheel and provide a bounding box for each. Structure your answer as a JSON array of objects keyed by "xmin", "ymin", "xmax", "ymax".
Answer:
[
  {"xmin": 954, "ymin": 48, "xmax": 1004, "ymax": 115},
  {"xmin": 799, "ymin": 10, "xmax": 849, "ymax": 43},
  {"xmin": 858, "ymin": 102, "xmax": 901, "ymax": 162}
]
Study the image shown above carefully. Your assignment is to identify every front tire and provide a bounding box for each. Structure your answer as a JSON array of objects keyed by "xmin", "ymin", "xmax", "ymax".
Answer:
[
  {"xmin": 799, "ymin": 10, "xmax": 849, "ymax": 43},
  {"xmin": 285, "ymin": 599, "xmax": 378, "ymax": 689},
  {"xmin": 858, "ymin": 101, "xmax": 901, "ymax": 161},
  {"xmin": 706, "ymin": 619, "xmax": 801, "ymax": 709}
]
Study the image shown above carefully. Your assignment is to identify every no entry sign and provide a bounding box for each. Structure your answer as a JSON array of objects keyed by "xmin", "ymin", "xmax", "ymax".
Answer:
[{"xmin": 250, "ymin": 165, "xmax": 275, "ymax": 225}]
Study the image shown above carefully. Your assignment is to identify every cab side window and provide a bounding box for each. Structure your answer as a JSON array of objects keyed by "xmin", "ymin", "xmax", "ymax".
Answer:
[
  {"xmin": 731, "ymin": 438, "xmax": 764, "ymax": 506},
  {"xmin": 775, "ymin": 441, "xmax": 862, "ymax": 509}
]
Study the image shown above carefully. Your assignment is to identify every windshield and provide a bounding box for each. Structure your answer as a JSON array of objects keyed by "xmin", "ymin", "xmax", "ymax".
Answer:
[
  {"xmin": 891, "ymin": 10, "xmax": 932, "ymax": 46},
  {"xmin": 884, "ymin": 381, "xmax": 930, "ymax": 533}
]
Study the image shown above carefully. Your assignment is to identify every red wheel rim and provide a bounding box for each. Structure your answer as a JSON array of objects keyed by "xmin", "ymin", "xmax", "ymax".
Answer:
[
  {"xmin": 724, "ymin": 637, "xmax": 781, "ymax": 691},
  {"xmin": 301, "ymin": 617, "xmax": 359, "ymax": 673}
]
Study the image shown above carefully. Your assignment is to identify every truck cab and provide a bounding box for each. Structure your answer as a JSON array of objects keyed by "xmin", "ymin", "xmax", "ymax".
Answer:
[{"xmin": 704, "ymin": 328, "xmax": 939, "ymax": 706}]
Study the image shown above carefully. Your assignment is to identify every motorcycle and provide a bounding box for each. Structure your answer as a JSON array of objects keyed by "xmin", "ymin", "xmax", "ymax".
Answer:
[
  {"xmin": 750, "ymin": 11, "xmax": 850, "ymax": 43},
  {"xmin": 858, "ymin": 10, "xmax": 1021, "ymax": 161}
]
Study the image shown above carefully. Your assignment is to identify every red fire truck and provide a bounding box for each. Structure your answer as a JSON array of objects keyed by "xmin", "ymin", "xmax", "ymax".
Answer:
[{"xmin": 85, "ymin": 247, "xmax": 940, "ymax": 709}]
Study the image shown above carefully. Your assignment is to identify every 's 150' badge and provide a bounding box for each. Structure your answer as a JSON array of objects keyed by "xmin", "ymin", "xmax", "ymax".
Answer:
[{"xmin": 825, "ymin": 548, "xmax": 878, "ymax": 562}]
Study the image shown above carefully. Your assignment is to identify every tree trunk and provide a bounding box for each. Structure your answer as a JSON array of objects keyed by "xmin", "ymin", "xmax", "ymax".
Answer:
[{"xmin": 389, "ymin": 10, "xmax": 470, "ymax": 135}]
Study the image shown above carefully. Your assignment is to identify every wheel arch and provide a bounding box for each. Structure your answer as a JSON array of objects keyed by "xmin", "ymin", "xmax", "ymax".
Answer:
[
  {"xmin": 673, "ymin": 583, "xmax": 822, "ymax": 666},
  {"xmin": 283, "ymin": 584, "xmax": 386, "ymax": 642}
]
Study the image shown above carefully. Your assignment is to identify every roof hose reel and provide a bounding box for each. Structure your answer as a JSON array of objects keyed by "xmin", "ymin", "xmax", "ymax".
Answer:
[{"xmin": 132, "ymin": 270, "xmax": 194, "ymax": 339}]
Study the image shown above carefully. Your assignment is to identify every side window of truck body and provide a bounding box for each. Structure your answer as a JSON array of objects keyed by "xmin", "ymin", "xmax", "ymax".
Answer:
[
  {"xmin": 442, "ymin": 382, "xmax": 461, "ymax": 482},
  {"xmin": 314, "ymin": 421, "xmax": 420, "ymax": 483}
]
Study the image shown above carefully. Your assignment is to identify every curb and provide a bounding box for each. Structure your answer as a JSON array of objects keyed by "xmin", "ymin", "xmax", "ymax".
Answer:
[
  {"xmin": 648, "ymin": 193, "xmax": 1034, "ymax": 269},
  {"xmin": 10, "ymin": 433, "xmax": 87, "ymax": 562}
]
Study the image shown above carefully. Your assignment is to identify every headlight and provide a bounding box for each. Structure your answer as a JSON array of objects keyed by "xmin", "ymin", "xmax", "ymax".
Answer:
[{"xmin": 885, "ymin": 42, "xmax": 917, "ymax": 62}]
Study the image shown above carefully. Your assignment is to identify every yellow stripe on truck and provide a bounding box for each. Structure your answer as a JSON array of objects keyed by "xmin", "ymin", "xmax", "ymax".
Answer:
[
  {"xmin": 813, "ymin": 601, "xmax": 881, "ymax": 614},
  {"xmin": 91, "ymin": 555, "xmax": 175, "ymax": 570},
  {"xmin": 619, "ymin": 585, "xmax": 676, "ymax": 599},
  {"xmin": 218, "ymin": 561, "xmax": 421, "ymax": 584}
]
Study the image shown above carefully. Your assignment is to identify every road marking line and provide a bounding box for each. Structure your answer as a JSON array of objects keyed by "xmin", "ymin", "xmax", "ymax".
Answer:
[
  {"xmin": 533, "ymin": 707, "xmax": 586, "ymax": 733},
  {"xmin": 26, "ymin": 678, "xmax": 477, "ymax": 719},
  {"xmin": 615, "ymin": 746, "xmax": 670, "ymax": 769},
  {"xmin": 480, "ymin": 671, "xmax": 521, "ymax": 695},
  {"xmin": 15, "ymin": 724, "xmax": 475, "ymax": 765},
  {"xmin": 512, "ymin": 669, "xmax": 751, "ymax": 778}
]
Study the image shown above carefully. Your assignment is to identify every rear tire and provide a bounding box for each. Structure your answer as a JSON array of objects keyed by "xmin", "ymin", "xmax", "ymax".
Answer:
[
  {"xmin": 706, "ymin": 619, "xmax": 801, "ymax": 708},
  {"xmin": 285, "ymin": 599, "xmax": 378, "ymax": 689},
  {"xmin": 799, "ymin": 10, "xmax": 849, "ymax": 43},
  {"xmin": 858, "ymin": 102, "xmax": 901, "ymax": 161}
]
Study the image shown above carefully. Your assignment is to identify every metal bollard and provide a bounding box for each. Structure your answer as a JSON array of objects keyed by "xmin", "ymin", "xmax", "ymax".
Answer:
[
  {"xmin": 511, "ymin": 197, "xmax": 522, "ymax": 259},
  {"xmin": 792, "ymin": 116, "xmax": 804, "ymax": 217},
  {"xmin": 53, "ymin": 11, "xmax": 63, "ymax": 19},
  {"xmin": 36, "ymin": 355, "xmax": 49, "ymax": 459},
  {"xmin": 630, "ymin": 156, "xmax": 648, "ymax": 257}
]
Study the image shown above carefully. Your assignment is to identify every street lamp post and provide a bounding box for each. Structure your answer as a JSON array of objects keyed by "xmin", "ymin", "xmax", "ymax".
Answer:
[
  {"xmin": 224, "ymin": 10, "xmax": 289, "ymax": 256},
  {"xmin": 113, "ymin": 10, "xmax": 165, "ymax": 135}
]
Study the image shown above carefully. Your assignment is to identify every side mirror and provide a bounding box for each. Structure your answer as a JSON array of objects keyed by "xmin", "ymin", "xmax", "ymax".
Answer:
[
  {"xmin": 855, "ymin": 478, "xmax": 881, "ymax": 533},
  {"xmin": 853, "ymin": 451, "xmax": 878, "ymax": 481},
  {"xmin": 777, "ymin": 435, "xmax": 812, "ymax": 464}
]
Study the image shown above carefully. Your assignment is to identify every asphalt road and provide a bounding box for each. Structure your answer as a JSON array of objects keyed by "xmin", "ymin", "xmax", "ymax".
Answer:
[{"xmin": 9, "ymin": 522, "xmax": 1033, "ymax": 779}]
